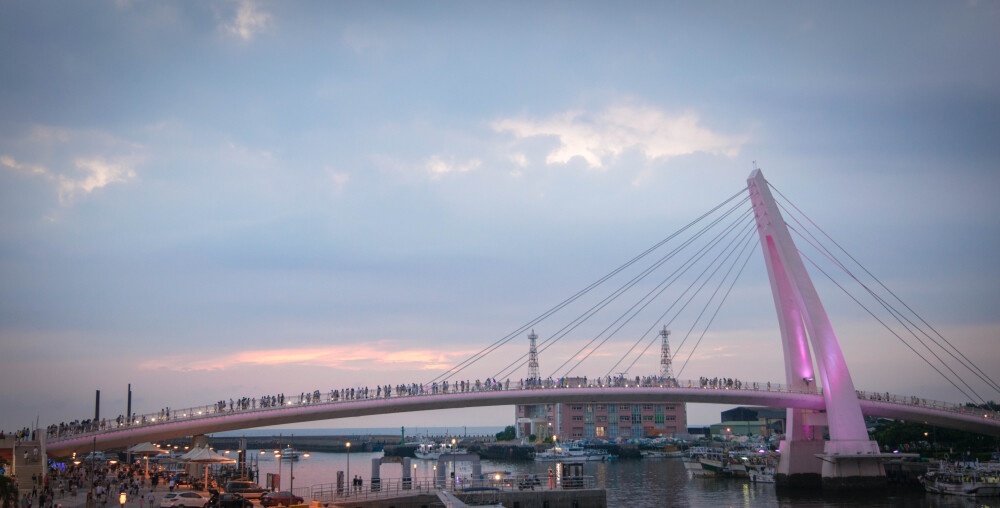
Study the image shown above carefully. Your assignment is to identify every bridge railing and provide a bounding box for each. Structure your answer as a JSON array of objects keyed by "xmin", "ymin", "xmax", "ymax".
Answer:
[
  {"xmin": 310, "ymin": 475, "xmax": 598, "ymax": 503},
  {"xmin": 854, "ymin": 390, "xmax": 998, "ymax": 419},
  {"xmin": 47, "ymin": 377, "xmax": 997, "ymax": 443}
]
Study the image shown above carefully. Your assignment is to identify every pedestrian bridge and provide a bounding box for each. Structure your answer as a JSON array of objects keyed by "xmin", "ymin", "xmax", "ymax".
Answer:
[{"xmin": 45, "ymin": 380, "xmax": 1000, "ymax": 456}]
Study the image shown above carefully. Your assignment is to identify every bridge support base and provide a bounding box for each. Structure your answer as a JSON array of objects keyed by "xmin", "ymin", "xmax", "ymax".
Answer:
[
  {"xmin": 775, "ymin": 439, "xmax": 824, "ymax": 489},
  {"xmin": 818, "ymin": 439, "xmax": 886, "ymax": 491}
]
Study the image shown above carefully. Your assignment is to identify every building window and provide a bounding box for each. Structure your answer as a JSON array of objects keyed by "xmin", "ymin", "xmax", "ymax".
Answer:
[
  {"xmin": 665, "ymin": 416, "xmax": 675, "ymax": 421},
  {"xmin": 643, "ymin": 415, "xmax": 653, "ymax": 421},
  {"xmin": 572, "ymin": 416, "xmax": 583, "ymax": 421},
  {"xmin": 664, "ymin": 405, "xmax": 675, "ymax": 410},
  {"xmin": 642, "ymin": 404, "xmax": 653, "ymax": 410},
  {"xmin": 596, "ymin": 416, "xmax": 607, "ymax": 422},
  {"xmin": 596, "ymin": 405, "xmax": 606, "ymax": 411},
  {"xmin": 619, "ymin": 404, "xmax": 630, "ymax": 410},
  {"xmin": 620, "ymin": 415, "xmax": 630, "ymax": 421},
  {"xmin": 596, "ymin": 426, "xmax": 605, "ymax": 437},
  {"xmin": 571, "ymin": 405, "xmax": 583, "ymax": 411}
]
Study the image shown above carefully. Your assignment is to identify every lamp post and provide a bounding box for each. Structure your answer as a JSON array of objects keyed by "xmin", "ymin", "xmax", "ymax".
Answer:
[
  {"xmin": 275, "ymin": 452, "xmax": 281, "ymax": 492},
  {"xmin": 345, "ymin": 442, "xmax": 351, "ymax": 491},
  {"xmin": 450, "ymin": 438, "xmax": 456, "ymax": 489},
  {"xmin": 289, "ymin": 453, "xmax": 308, "ymax": 493}
]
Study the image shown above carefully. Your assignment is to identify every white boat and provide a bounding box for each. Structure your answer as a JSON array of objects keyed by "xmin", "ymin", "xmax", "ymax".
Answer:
[
  {"xmin": 414, "ymin": 440, "xmax": 465, "ymax": 460},
  {"xmin": 533, "ymin": 446, "xmax": 571, "ymax": 462},
  {"xmin": 920, "ymin": 463, "xmax": 1000, "ymax": 497},
  {"xmin": 748, "ymin": 465, "xmax": 776, "ymax": 483},
  {"xmin": 279, "ymin": 447, "xmax": 300, "ymax": 461},
  {"xmin": 534, "ymin": 445, "xmax": 606, "ymax": 462}
]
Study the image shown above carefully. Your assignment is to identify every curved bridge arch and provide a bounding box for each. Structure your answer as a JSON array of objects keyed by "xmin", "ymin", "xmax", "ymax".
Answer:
[{"xmin": 46, "ymin": 386, "xmax": 999, "ymax": 456}]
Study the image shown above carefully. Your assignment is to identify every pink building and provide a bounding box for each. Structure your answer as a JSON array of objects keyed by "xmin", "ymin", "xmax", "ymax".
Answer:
[{"xmin": 516, "ymin": 400, "xmax": 687, "ymax": 441}]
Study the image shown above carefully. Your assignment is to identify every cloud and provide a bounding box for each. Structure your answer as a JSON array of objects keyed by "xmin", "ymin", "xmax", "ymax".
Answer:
[
  {"xmin": 328, "ymin": 169, "xmax": 350, "ymax": 193},
  {"xmin": 0, "ymin": 154, "xmax": 48, "ymax": 177},
  {"xmin": 224, "ymin": 0, "xmax": 271, "ymax": 41},
  {"xmin": 1, "ymin": 154, "xmax": 138, "ymax": 205},
  {"xmin": 139, "ymin": 342, "xmax": 477, "ymax": 372},
  {"xmin": 425, "ymin": 156, "xmax": 481, "ymax": 179},
  {"xmin": 493, "ymin": 105, "xmax": 745, "ymax": 170}
]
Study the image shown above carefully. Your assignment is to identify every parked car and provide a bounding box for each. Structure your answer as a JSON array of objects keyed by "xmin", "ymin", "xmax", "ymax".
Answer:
[
  {"xmin": 224, "ymin": 481, "xmax": 268, "ymax": 499},
  {"xmin": 164, "ymin": 491, "xmax": 212, "ymax": 508},
  {"xmin": 260, "ymin": 491, "xmax": 303, "ymax": 507},
  {"xmin": 215, "ymin": 493, "xmax": 253, "ymax": 508},
  {"xmin": 158, "ymin": 493, "xmax": 180, "ymax": 508}
]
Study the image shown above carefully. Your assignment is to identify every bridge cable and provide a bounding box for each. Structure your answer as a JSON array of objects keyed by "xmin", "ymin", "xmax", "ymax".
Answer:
[
  {"xmin": 488, "ymin": 194, "xmax": 751, "ymax": 383},
  {"xmin": 796, "ymin": 249, "xmax": 979, "ymax": 403},
  {"xmin": 769, "ymin": 182, "xmax": 1000, "ymax": 397},
  {"xmin": 429, "ymin": 186, "xmax": 749, "ymax": 385},
  {"xmin": 550, "ymin": 210, "xmax": 756, "ymax": 379},
  {"xmin": 784, "ymin": 216, "xmax": 992, "ymax": 402},
  {"xmin": 670, "ymin": 227, "xmax": 758, "ymax": 371},
  {"xmin": 603, "ymin": 218, "xmax": 759, "ymax": 378},
  {"xmin": 777, "ymin": 200, "xmax": 997, "ymax": 398},
  {"xmin": 489, "ymin": 197, "xmax": 753, "ymax": 382},
  {"xmin": 532, "ymin": 201, "xmax": 752, "ymax": 360},
  {"xmin": 675, "ymin": 232, "xmax": 759, "ymax": 379},
  {"xmin": 788, "ymin": 224, "xmax": 987, "ymax": 405},
  {"xmin": 558, "ymin": 215, "xmax": 758, "ymax": 379},
  {"xmin": 616, "ymin": 221, "xmax": 758, "ymax": 378}
]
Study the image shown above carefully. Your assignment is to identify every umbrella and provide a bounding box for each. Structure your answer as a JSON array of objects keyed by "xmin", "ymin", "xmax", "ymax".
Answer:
[
  {"xmin": 180, "ymin": 446, "xmax": 236, "ymax": 491},
  {"xmin": 127, "ymin": 442, "xmax": 169, "ymax": 477}
]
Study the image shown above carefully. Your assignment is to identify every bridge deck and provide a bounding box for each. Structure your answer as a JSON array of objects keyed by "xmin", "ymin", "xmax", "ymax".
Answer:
[{"xmin": 42, "ymin": 380, "xmax": 999, "ymax": 456}]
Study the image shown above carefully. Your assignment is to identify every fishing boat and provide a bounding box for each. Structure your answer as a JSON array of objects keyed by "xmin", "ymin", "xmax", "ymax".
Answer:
[
  {"xmin": 533, "ymin": 446, "xmax": 572, "ymax": 462},
  {"xmin": 414, "ymin": 440, "xmax": 465, "ymax": 460},
  {"xmin": 748, "ymin": 464, "xmax": 776, "ymax": 483},
  {"xmin": 279, "ymin": 447, "xmax": 300, "ymax": 461},
  {"xmin": 920, "ymin": 462, "xmax": 1000, "ymax": 497}
]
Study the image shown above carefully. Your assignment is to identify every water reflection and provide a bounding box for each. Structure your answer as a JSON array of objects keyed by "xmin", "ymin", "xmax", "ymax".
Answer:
[{"xmin": 252, "ymin": 450, "xmax": 978, "ymax": 508}]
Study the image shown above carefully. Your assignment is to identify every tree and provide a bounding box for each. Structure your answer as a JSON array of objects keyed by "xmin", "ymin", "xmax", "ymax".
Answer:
[
  {"xmin": 528, "ymin": 434, "xmax": 537, "ymax": 442},
  {"xmin": 495, "ymin": 426, "xmax": 516, "ymax": 441}
]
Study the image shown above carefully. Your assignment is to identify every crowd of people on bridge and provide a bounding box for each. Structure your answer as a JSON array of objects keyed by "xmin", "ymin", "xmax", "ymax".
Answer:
[
  {"xmin": 40, "ymin": 373, "xmax": 990, "ymax": 442},
  {"xmin": 1, "ymin": 427, "xmax": 37, "ymax": 442}
]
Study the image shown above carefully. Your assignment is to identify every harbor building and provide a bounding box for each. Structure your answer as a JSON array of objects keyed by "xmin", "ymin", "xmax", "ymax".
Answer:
[{"xmin": 515, "ymin": 328, "xmax": 687, "ymax": 441}]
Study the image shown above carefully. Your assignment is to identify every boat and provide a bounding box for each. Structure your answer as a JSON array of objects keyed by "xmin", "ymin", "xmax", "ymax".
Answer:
[
  {"xmin": 748, "ymin": 464, "xmax": 776, "ymax": 483},
  {"xmin": 533, "ymin": 446, "xmax": 572, "ymax": 462},
  {"xmin": 642, "ymin": 446, "xmax": 684, "ymax": 459},
  {"xmin": 279, "ymin": 447, "xmax": 300, "ymax": 461},
  {"xmin": 414, "ymin": 440, "xmax": 465, "ymax": 460},
  {"xmin": 534, "ymin": 445, "xmax": 606, "ymax": 462},
  {"xmin": 920, "ymin": 462, "xmax": 1000, "ymax": 497}
]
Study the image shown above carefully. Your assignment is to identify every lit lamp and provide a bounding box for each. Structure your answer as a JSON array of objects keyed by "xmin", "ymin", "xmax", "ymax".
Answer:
[
  {"xmin": 119, "ymin": 492, "xmax": 127, "ymax": 506},
  {"xmin": 346, "ymin": 442, "xmax": 351, "ymax": 490},
  {"xmin": 451, "ymin": 439, "xmax": 457, "ymax": 488}
]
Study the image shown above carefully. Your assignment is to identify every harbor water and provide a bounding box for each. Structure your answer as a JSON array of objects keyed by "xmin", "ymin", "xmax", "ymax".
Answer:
[{"xmin": 252, "ymin": 450, "xmax": 991, "ymax": 508}]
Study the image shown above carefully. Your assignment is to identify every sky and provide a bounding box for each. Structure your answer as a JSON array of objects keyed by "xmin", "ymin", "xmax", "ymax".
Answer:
[{"xmin": 1, "ymin": 1, "xmax": 999, "ymax": 433}]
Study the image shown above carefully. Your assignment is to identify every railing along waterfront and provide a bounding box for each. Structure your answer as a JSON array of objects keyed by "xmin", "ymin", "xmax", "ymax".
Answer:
[
  {"xmin": 310, "ymin": 476, "xmax": 598, "ymax": 503},
  {"xmin": 47, "ymin": 377, "xmax": 999, "ymax": 442}
]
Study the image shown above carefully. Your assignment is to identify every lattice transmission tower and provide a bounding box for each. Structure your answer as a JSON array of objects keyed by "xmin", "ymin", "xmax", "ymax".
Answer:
[
  {"xmin": 659, "ymin": 326, "xmax": 674, "ymax": 380},
  {"xmin": 527, "ymin": 330, "xmax": 539, "ymax": 383}
]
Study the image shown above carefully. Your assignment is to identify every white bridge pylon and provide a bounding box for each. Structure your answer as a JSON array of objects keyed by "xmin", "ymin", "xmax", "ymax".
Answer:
[{"xmin": 748, "ymin": 169, "xmax": 884, "ymax": 489}]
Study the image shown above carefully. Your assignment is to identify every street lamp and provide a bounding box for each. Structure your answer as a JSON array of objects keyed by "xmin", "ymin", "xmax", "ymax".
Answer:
[
  {"xmin": 275, "ymin": 453, "xmax": 281, "ymax": 491},
  {"xmin": 451, "ymin": 439, "xmax": 457, "ymax": 489},
  {"xmin": 346, "ymin": 442, "xmax": 351, "ymax": 491},
  {"xmin": 289, "ymin": 453, "xmax": 309, "ymax": 493}
]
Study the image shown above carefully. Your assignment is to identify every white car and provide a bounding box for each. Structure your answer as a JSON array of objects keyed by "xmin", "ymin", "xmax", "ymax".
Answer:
[{"xmin": 161, "ymin": 491, "xmax": 212, "ymax": 508}]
